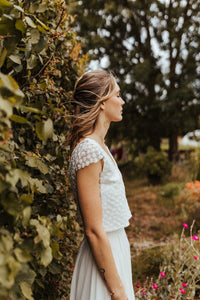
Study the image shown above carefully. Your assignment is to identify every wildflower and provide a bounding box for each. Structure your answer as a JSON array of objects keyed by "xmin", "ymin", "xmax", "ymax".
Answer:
[
  {"xmin": 181, "ymin": 247, "xmax": 185, "ymax": 250},
  {"xmin": 194, "ymin": 256, "xmax": 198, "ymax": 260},
  {"xmin": 160, "ymin": 272, "xmax": 166, "ymax": 277},
  {"xmin": 180, "ymin": 288, "xmax": 186, "ymax": 294},
  {"xmin": 182, "ymin": 223, "xmax": 189, "ymax": 228},
  {"xmin": 171, "ymin": 297, "xmax": 175, "ymax": 299},
  {"xmin": 136, "ymin": 285, "xmax": 140, "ymax": 288},
  {"xmin": 191, "ymin": 235, "xmax": 199, "ymax": 241},
  {"xmin": 142, "ymin": 291, "xmax": 146, "ymax": 295},
  {"xmin": 153, "ymin": 284, "xmax": 158, "ymax": 290},
  {"xmin": 182, "ymin": 282, "xmax": 187, "ymax": 288}
]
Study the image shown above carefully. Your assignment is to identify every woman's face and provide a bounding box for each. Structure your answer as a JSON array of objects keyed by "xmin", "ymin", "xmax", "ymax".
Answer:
[{"xmin": 101, "ymin": 81, "xmax": 125, "ymax": 122}]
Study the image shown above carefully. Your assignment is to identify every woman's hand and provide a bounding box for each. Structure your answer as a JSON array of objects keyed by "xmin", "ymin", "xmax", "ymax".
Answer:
[{"xmin": 111, "ymin": 285, "xmax": 128, "ymax": 300}]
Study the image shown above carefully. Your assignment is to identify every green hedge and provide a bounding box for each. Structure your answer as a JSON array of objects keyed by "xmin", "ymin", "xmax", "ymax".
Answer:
[{"xmin": 0, "ymin": 0, "xmax": 86, "ymax": 298}]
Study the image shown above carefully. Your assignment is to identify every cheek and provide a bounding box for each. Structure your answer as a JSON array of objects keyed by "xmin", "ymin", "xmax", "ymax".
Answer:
[{"xmin": 104, "ymin": 97, "xmax": 120, "ymax": 114}]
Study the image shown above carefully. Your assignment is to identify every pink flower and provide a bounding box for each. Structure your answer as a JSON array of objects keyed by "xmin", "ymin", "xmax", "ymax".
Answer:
[
  {"xmin": 194, "ymin": 256, "xmax": 198, "ymax": 260},
  {"xmin": 181, "ymin": 247, "xmax": 185, "ymax": 250},
  {"xmin": 183, "ymin": 223, "xmax": 189, "ymax": 228},
  {"xmin": 191, "ymin": 235, "xmax": 199, "ymax": 241},
  {"xmin": 153, "ymin": 284, "xmax": 158, "ymax": 290},
  {"xmin": 180, "ymin": 288, "xmax": 186, "ymax": 294},
  {"xmin": 160, "ymin": 272, "xmax": 166, "ymax": 277},
  {"xmin": 136, "ymin": 285, "xmax": 140, "ymax": 288},
  {"xmin": 182, "ymin": 282, "xmax": 187, "ymax": 288},
  {"xmin": 171, "ymin": 297, "xmax": 175, "ymax": 299},
  {"xmin": 142, "ymin": 291, "xmax": 146, "ymax": 295}
]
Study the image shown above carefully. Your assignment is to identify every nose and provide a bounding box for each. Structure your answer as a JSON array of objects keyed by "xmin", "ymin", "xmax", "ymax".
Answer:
[{"xmin": 121, "ymin": 99, "xmax": 125, "ymax": 106}]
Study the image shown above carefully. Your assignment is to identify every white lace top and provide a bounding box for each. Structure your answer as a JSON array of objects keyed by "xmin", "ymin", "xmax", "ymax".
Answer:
[{"xmin": 68, "ymin": 138, "xmax": 132, "ymax": 232}]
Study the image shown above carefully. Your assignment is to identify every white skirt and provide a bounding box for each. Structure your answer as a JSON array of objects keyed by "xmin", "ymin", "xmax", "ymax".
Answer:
[{"xmin": 70, "ymin": 228, "xmax": 135, "ymax": 300}]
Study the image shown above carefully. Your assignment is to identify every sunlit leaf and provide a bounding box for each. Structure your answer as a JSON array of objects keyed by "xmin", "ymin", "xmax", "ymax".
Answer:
[
  {"xmin": 20, "ymin": 194, "xmax": 33, "ymax": 204},
  {"xmin": 25, "ymin": 41, "xmax": 32, "ymax": 59},
  {"xmin": 27, "ymin": 54, "xmax": 37, "ymax": 69},
  {"xmin": 25, "ymin": 156, "xmax": 49, "ymax": 174},
  {"xmin": 37, "ymin": 3, "xmax": 47, "ymax": 13},
  {"xmin": 19, "ymin": 281, "xmax": 34, "ymax": 300},
  {"xmin": 28, "ymin": 178, "xmax": 46, "ymax": 193},
  {"xmin": 0, "ymin": 97, "xmax": 13, "ymax": 116},
  {"xmin": 14, "ymin": 248, "xmax": 32, "ymax": 263},
  {"xmin": 40, "ymin": 246, "xmax": 52, "ymax": 267},
  {"xmin": 0, "ymin": 73, "xmax": 24, "ymax": 98},
  {"xmin": 1, "ymin": 233, "xmax": 13, "ymax": 251},
  {"xmin": 0, "ymin": 0, "xmax": 12, "ymax": 12},
  {"xmin": 29, "ymin": 28, "xmax": 40, "ymax": 44},
  {"xmin": 15, "ymin": 267, "xmax": 36, "ymax": 286},
  {"xmin": 8, "ymin": 54, "xmax": 21, "ymax": 65},
  {"xmin": 25, "ymin": 16, "xmax": 36, "ymax": 28},
  {"xmin": 10, "ymin": 114, "xmax": 27, "ymax": 124},
  {"xmin": 5, "ymin": 169, "xmax": 29, "ymax": 187},
  {"xmin": 22, "ymin": 206, "xmax": 32, "ymax": 227},
  {"xmin": 34, "ymin": 224, "xmax": 50, "ymax": 248},
  {"xmin": 20, "ymin": 105, "xmax": 42, "ymax": 114},
  {"xmin": 36, "ymin": 119, "xmax": 54, "ymax": 141},
  {"xmin": 15, "ymin": 19, "xmax": 26, "ymax": 34},
  {"xmin": 34, "ymin": 36, "xmax": 48, "ymax": 53},
  {"xmin": 13, "ymin": 5, "xmax": 24, "ymax": 13}
]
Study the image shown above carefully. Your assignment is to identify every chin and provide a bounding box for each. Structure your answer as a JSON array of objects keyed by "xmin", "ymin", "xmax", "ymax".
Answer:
[{"xmin": 113, "ymin": 116, "xmax": 123, "ymax": 122}]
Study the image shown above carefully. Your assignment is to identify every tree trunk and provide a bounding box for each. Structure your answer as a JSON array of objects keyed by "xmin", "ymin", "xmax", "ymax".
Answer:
[{"xmin": 169, "ymin": 131, "xmax": 178, "ymax": 161}]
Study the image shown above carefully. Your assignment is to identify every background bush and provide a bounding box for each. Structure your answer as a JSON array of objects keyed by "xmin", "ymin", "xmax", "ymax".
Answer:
[
  {"xmin": 0, "ymin": 0, "xmax": 86, "ymax": 298},
  {"xmin": 135, "ymin": 147, "xmax": 172, "ymax": 185}
]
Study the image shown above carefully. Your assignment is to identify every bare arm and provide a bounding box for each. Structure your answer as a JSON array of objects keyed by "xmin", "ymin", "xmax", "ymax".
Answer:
[{"xmin": 77, "ymin": 160, "xmax": 128, "ymax": 300}]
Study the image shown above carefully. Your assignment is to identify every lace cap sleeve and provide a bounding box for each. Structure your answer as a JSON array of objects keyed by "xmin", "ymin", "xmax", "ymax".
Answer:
[{"xmin": 73, "ymin": 139, "xmax": 104, "ymax": 172}]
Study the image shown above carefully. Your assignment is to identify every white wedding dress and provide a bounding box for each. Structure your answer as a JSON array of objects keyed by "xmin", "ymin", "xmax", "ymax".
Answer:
[{"xmin": 69, "ymin": 138, "xmax": 135, "ymax": 300}]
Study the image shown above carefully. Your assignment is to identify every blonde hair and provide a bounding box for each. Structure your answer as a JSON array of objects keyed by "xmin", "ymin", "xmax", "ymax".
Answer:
[{"xmin": 68, "ymin": 70, "xmax": 116, "ymax": 150}]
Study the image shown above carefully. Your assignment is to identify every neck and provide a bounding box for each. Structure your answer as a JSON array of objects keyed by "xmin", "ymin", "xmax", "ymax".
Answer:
[{"xmin": 87, "ymin": 114, "xmax": 110, "ymax": 145}]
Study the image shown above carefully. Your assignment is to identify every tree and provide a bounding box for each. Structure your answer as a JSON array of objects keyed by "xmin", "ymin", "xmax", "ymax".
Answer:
[
  {"xmin": 68, "ymin": 0, "xmax": 200, "ymax": 159},
  {"xmin": 157, "ymin": 0, "xmax": 200, "ymax": 160},
  {"xmin": 0, "ymin": 0, "xmax": 86, "ymax": 298}
]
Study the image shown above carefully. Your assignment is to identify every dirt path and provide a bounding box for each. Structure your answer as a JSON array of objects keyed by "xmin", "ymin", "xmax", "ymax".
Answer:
[{"xmin": 124, "ymin": 178, "xmax": 181, "ymax": 253}]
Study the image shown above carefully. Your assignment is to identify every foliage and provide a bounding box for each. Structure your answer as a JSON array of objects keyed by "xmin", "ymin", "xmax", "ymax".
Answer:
[
  {"xmin": 190, "ymin": 149, "xmax": 200, "ymax": 181},
  {"xmin": 157, "ymin": 182, "xmax": 182, "ymax": 212},
  {"xmin": 132, "ymin": 247, "xmax": 164, "ymax": 287},
  {"xmin": 176, "ymin": 181, "xmax": 200, "ymax": 231},
  {"xmin": 69, "ymin": 0, "xmax": 200, "ymax": 159},
  {"xmin": 135, "ymin": 147, "xmax": 172, "ymax": 184},
  {"xmin": 135, "ymin": 222, "xmax": 200, "ymax": 299},
  {"xmin": 159, "ymin": 182, "xmax": 180, "ymax": 200},
  {"xmin": 0, "ymin": 0, "xmax": 86, "ymax": 298}
]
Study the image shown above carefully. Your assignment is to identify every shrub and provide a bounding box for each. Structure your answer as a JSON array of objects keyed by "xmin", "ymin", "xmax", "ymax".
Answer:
[
  {"xmin": 0, "ymin": 0, "xmax": 86, "ymax": 298},
  {"xmin": 135, "ymin": 147, "xmax": 172, "ymax": 185},
  {"xmin": 135, "ymin": 221, "xmax": 200, "ymax": 299},
  {"xmin": 160, "ymin": 182, "xmax": 180, "ymax": 199}
]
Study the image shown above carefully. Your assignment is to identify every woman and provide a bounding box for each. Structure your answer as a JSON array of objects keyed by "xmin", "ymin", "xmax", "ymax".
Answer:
[{"xmin": 68, "ymin": 70, "xmax": 135, "ymax": 300}]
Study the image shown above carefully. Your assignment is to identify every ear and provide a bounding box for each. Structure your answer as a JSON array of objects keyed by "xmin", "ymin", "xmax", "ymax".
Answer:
[{"xmin": 100, "ymin": 101, "xmax": 105, "ymax": 110}]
